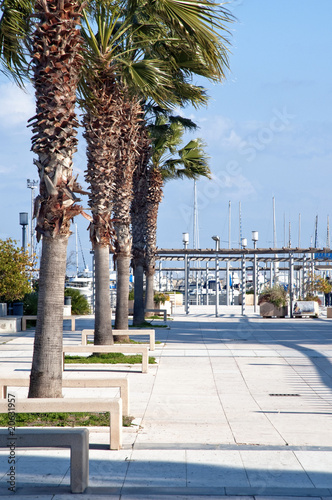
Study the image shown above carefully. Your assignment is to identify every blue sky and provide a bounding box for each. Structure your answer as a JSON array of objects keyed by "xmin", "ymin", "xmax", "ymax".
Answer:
[{"xmin": 1, "ymin": 0, "xmax": 332, "ymax": 271}]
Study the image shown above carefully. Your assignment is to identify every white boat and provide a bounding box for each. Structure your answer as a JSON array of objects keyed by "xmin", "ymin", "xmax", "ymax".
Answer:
[
  {"xmin": 65, "ymin": 269, "xmax": 133, "ymax": 309},
  {"xmin": 65, "ymin": 269, "xmax": 93, "ymax": 306}
]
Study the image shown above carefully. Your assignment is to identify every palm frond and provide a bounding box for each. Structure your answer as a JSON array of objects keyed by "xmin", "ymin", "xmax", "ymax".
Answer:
[
  {"xmin": 0, "ymin": 0, "xmax": 33, "ymax": 83},
  {"xmin": 162, "ymin": 138, "xmax": 210, "ymax": 181}
]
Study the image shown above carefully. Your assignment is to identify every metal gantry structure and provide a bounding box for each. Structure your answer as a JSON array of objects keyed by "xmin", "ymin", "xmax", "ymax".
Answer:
[{"xmin": 156, "ymin": 247, "xmax": 332, "ymax": 317}]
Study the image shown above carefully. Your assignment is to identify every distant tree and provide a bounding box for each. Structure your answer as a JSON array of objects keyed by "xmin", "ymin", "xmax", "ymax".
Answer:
[{"xmin": 0, "ymin": 238, "xmax": 33, "ymax": 302}]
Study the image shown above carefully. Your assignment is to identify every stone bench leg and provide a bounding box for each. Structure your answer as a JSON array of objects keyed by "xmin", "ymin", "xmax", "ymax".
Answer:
[
  {"xmin": 150, "ymin": 331, "xmax": 155, "ymax": 351},
  {"xmin": 142, "ymin": 350, "xmax": 148, "ymax": 373},
  {"xmin": 70, "ymin": 431, "xmax": 89, "ymax": 493},
  {"xmin": 110, "ymin": 399, "xmax": 122, "ymax": 450}
]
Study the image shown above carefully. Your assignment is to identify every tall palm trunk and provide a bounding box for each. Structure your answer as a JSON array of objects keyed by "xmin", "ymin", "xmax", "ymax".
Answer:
[
  {"xmin": 83, "ymin": 74, "xmax": 122, "ymax": 345},
  {"xmin": 114, "ymin": 223, "xmax": 131, "ymax": 333},
  {"xmin": 93, "ymin": 244, "xmax": 113, "ymax": 344},
  {"xmin": 29, "ymin": 0, "xmax": 84, "ymax": 397},
  {"xmin": 145, "ymin": 168, "xmax": 163, "ymax": 311},
  {"xmin": 113, "ymin": 93, "xmax": 142, "ymax": 336},
  {"xmin": 29, "ymin": 236, "xmax": 67, "ymax": 397},
  {"xmin": 131, "ymin": 127, "xmax": 151, "ymax": 325}
]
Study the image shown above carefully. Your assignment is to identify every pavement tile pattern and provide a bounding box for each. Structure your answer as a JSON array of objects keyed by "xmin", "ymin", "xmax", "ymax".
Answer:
[{"xmin": 0, "ymin": 306, "xmax": 332, "ymax": 498}]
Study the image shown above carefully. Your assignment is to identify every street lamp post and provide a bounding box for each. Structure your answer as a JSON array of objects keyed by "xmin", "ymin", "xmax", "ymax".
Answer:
[
  {"xmin": 182, "ymin": 232, "xmax": 189, "ymax": 315},
  {"xmin": 212, "ymin": 236, "xmax": 220, "ymax": 317},
  {"xmin": 252, "ymin": 231, "xmax": 258, "ymax": 313},
  {"xmin": 241, "ymin": 238, "xmax": 247, "ymax": 316},
  {"xmin": 159, "ymin": 259, "xmax": 163, "ymax": 292},
  {"xmin": 19, "ymin": 212, "xmax": 29, "ymax": 252},
  {"xmin": 27, "ymin": 179, "xmax": 38, "ymax": 258}
]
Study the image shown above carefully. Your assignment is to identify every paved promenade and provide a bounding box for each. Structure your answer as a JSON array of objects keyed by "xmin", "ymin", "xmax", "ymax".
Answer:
[{"xmin": 0, "ymin": 306, "xmax": 332, "ymax": 499}]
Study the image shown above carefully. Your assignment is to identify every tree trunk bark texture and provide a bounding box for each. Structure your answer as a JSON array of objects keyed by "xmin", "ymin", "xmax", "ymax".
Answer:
[
  {"xmin": 94, "ymin": 244, "xmax": 113, "ymax": 345},
  {"xmin": 144, "ymin": 168, "xmax": 163, "ymax": 314},
  {"xmin": 114, "ymin": 246, "xmax": 131, "ymax": 338},
  {"xmin": 112, "ymin": 93, "xmax": 143, "ymax": 337},
  {"xmin": 29, "ymin": 236, "xmax": 67, "ymax": 397},
  {"xmin": 145, "ymin": 271, "xmax": 155, "ymax": 312},
  {"xmin": 133, "ymin": 264, "xmax": 145, "ymax": 325},
  {"xmin": 131, "ymin": 136, "xmax": 151, "ymax": 325}
]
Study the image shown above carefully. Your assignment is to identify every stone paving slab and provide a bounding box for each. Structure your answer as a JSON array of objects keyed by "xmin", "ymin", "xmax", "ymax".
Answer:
[{"xmin": 0, "ymin": 310, "xmax": 332, "ymax": 498}]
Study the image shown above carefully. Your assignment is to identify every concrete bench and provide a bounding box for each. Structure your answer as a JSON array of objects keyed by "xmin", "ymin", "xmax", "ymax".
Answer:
[
  {"xmin": 145, "ymin": 308, "xmax": 167, "ymax": 322},
  {"xmin": 0, "ymin": 375, "xmax": 130, "ymax": 415},
  {"xmin": 0, "ymin": 397, "xmax": 122, "ymax": 450},
  {"xmin": 82, "ymin": 328, "xmax": 155, "ymax": 351},
  {"xmin": 63, "ymin": 344, "xmax": 149, "ymax": 373},
  {"xmin": 0, "ymin": 428, "xmax": 88, "ymax": 493},
  {"xmin": 22, "ymin": 315, "xmax": 76, "ymax": 331}
]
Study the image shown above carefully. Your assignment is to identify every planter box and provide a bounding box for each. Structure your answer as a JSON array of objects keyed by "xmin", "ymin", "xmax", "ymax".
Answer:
[
  {"xmin": 293, "ymin": 301, "xmax": 319, "ymax": 317},
  {"xmin": 238, "ymin": 293, "xmax": 257, "ymax": 306},
  {"xmin": 0, "ymin": 317, "xmax": 21, "ymax": 332},
  {"xmin": 260, "ymin": 302, "xmax": 288, "ymax": 318},
  {"xmin": 169, "ymin": 293, "xmax": 183, "ymax": 306}
]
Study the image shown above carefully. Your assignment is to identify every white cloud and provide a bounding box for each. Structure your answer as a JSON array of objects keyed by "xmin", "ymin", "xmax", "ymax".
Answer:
[{"xmin": 0, "ymin": 83, "xmax": 34, "ymax": 127}]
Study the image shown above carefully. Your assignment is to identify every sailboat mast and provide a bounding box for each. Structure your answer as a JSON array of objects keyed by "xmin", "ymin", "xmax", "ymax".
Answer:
[
  {"xmin": 327, "ymin": 215, "xmax": 330, "ymax": 248},
  {"xmin": 273, "ymin": 197, "xmax": 277, "ymax": 248},
  {"xmin": 298, "ymin": 213, "xmax": 301, "ymax": 248},
  {"xmin": 75, "ymin": 223, "xmax": 79, "ymax": 277},
  {"xmin": 228, "ymin": 201, "xmax": 231, "ymax": 249},
  {"xmin": 193, "ymin": 180, "xmax": 199, "ymax": 249},
  {"xmin": 239, "ymin": 201, "xmax": 242, "ymax": 247}
]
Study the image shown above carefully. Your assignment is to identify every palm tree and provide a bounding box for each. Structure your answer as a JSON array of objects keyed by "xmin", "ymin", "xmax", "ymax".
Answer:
[
  {"xmin": 143, "ymin": 114, "xmax": 211, "ymax": 314},
  {"xmin": 28, "ymin": 0, "xmax": 85, "ymax": 398},
  {"xmin": 80, "ymin": 4, "xmax": 176, "ymax": 339},
  {"xmin": 0, "ymin": 0, "xmax": 85, "ymax": 397}
]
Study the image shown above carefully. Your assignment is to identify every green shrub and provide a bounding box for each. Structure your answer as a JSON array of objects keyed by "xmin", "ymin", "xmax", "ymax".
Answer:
[
  {"xmin": 64, "ymin": 288, "xmax": 90, "ymax": 315},
  {"xmin": 128, "ymin": 289, "xmax": 134, "ymax": 301},
  {"xmin": 154, "ymin": 292, "xmax": 169, "ymax": 305},
  {"xmin": 258, "ymin": 285, "xmax": 288, "ymax": 308},
  {"xmin": 0, "ymin": 238, "xmax": 34, "ymax": 302},
  {"xmin": 23, "ymin": 292, "xmax": 38, "ymax": 315}
]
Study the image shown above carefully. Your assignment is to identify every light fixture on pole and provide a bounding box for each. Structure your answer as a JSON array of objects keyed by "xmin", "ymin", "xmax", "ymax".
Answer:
[
  {"xmin": 182, "ymin": 233, "xmax": 189, "ymax": 315},
  {"xmin": 252, "ymin": 231, "xmax": 259, "ymax": 313},
  {"xmin": 241, "ymin": 237, "xmax": 247, "ymax": 316},
  {"xmin": 212, "ymin": 236, "xmax": 220, "ymax": 317},
  {"xmin": 19, "ymin": 212, "xmax": 29, "ymax": 253}
]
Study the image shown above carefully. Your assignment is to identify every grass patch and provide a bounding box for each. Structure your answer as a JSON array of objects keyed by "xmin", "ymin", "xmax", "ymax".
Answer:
[
  {"xmin": 64, "ymin": 352, "xmax": 156, "ymax": 364},
  {"xmin": 0, "ymin": 413, "xmax": 135, "ymax": 427}
]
